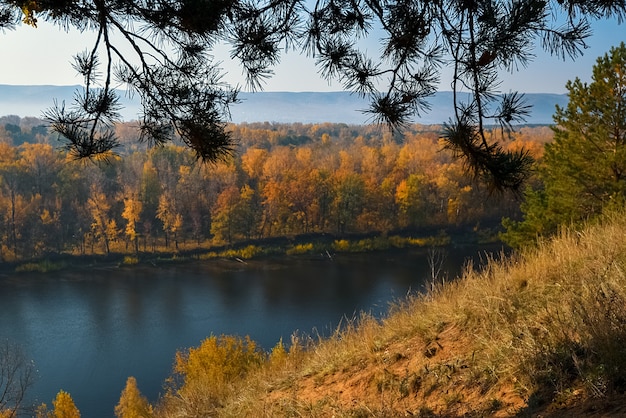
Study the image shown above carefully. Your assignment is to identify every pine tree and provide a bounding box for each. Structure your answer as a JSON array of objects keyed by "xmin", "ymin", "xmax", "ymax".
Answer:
[{"xmin": 502, "ymin": 42, "xmax": 626, "ymax": 246}]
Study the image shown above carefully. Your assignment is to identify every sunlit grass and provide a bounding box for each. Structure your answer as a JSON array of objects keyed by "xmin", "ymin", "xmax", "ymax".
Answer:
[
  {"xmin": 200, "ymin": 245, "xmax": 264, "ymax": 260},
  {"xmin": 285, "ymin": 243, "xmax": 316, "ymax": 255},
  {"xmin": 195, "ymin": 234, "xmax": 450, "ymax": 261},
  {"xmin": 142, "ymin": 210, "xmax": 626, "ymax": 417},
  {"xmin": 331, "ymin": 233, "xmax": 451, "ymax": 253}
]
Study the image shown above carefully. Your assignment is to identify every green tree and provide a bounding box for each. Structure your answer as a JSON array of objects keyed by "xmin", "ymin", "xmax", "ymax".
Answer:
[
  {"xmin": 334, "ymin": 173, "xmax": 366, "ymax": 234},
  {"xmin": 211, "ymin": 184, "xmax": 260, "ymax": 243},
  {"xmin": 2, "ymin": 1, "xmax": 625, "ymax": 189},
  {"xmin": 235, "ymin": 184, "xmax": 262, "ymax": 240},
  {"xmin": 503, "ymin": 43, "xmax": 626, "ymax": 246}
]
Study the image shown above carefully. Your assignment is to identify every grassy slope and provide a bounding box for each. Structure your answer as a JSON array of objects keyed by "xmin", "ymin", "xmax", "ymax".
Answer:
[{"xmin": 157, "ymin": 212, "xmax": 626, "ymax": 417}]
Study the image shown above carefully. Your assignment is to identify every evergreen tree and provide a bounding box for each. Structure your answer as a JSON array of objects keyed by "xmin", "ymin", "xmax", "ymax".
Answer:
[{"xmin": 502, "ymin": 43, "xmax": 626, "ymax": 247}]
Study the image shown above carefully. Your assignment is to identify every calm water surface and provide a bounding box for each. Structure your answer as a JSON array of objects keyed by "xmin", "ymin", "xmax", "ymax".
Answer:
[{"xmin": 0, "ymin": 246, "xmax": 501, "ymax": 417}]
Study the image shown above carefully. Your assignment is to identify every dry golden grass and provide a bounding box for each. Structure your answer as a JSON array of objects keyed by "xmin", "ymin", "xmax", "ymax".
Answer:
[{"xmin": 149, "ymin": 211, "xmax": 626, "ymax": 417}]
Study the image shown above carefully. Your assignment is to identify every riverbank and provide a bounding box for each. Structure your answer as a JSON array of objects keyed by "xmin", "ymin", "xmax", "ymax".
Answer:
[
  {"xmin": 0, "ymin": 241, "xmax": 503, "ymax": 417},
  {"xmin": 141, "ymin": 212, "xmax": 626, "ymax": 417},
  {"xmin": 4, "ymin": 226, "xmax": 501, "ymax": 276}
]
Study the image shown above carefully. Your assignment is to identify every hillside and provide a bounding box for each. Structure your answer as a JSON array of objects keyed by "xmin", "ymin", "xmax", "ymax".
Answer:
[
  {"xmin": 148, "ymin": 212, "xmax": 626, "ymax": 417},
  {"xmin": 0, "ymin": 84, "xmax": 567, "ymax": 124}
]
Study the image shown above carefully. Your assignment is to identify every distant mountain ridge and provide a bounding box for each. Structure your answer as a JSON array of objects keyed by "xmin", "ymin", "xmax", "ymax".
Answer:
[{"xmin": 0, "ymin": 84, "xmax": 567, "ymax": 125}]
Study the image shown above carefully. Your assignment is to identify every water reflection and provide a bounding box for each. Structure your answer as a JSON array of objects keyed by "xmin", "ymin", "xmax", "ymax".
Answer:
[{"xmin": 0, "ymin": 246, "xmax": 503, "ymax": 417}]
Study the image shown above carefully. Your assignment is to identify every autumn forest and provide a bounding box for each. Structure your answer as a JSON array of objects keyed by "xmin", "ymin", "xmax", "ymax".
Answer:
[{"xmin": 0, "ymin": 115, "xmax": 551, "ymax": 262}]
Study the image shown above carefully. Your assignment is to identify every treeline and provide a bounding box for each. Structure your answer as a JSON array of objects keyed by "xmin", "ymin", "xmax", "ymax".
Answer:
[{"xmin": 0, "ymin": 117, "xmax": 552, "ymax": 261}]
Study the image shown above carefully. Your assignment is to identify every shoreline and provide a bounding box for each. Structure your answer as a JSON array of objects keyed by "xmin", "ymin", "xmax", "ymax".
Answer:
[{"xmin": 1, "ymin": 226, "xmax": 507, "ymax": 276}]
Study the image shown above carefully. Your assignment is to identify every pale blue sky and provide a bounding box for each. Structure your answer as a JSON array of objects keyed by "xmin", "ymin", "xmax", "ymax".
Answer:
[{"xmin": 0, "ymin": 15, "xmax": 623, "ymax": 94}]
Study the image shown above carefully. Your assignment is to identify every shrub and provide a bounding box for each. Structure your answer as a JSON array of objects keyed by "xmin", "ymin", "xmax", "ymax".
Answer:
[
  {"xmin": 286, "ymin": 243, "xmax": 315, "ymax": 255},
  {"xmin": 122, "ymin": 256, "xmax": 139, "ymax": 265},
  {"xmin": 168, "ymin": 335, "xmax": 265, "ymax": 413},
  {"xmin": 220, "ymin": 245, "xmax": 263, "ymax": 259},
  {"xmin": 268, "ymin": 338, "xmax": 288, "ymax": 368},
  {"xmin": 332, "ymin": 239, "xmax": 351, "ymax": 252}
]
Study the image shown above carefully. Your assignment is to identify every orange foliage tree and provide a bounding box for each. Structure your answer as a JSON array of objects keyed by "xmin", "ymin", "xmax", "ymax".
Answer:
[{"xmin": 0, "ymin": 120, "xmax": 551, "ymax": 258}]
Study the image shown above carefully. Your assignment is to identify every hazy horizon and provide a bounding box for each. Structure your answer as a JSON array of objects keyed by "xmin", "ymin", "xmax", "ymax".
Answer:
[{"xmin": 0, "ymin": 86, "xmax": 567, "ymax": 125}]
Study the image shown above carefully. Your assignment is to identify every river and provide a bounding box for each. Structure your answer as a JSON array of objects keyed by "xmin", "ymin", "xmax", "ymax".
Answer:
[{"xmin": 0, "ymin": 245, "xmax": 503, "ymax": 417}]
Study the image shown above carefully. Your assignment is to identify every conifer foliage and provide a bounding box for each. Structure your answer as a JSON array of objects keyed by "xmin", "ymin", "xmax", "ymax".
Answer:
[
  {"xmin": 1, "ymin": 1, "xmax": 625, "ymax": 189},
  {"xmin": 502, "ymin": 43, "xmax": 626, "ymax": 247}
]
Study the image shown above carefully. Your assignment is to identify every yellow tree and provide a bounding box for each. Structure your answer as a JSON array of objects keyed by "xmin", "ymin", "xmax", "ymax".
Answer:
[
  {"xmin": 114, "ymin": 377, "xmax": 152, "ymax": 418},
  {"xmin": 395, "ymin": 174, "xmax": 434, "ymax": 228},
  {"xmin": 241, "ymin": 147, "xmax": 268, "ymax": 180},
  {"xmin": 283, "ymin": 147, "xmax": 317, "ymax": 233},
  {"xmin": 121, "ymin": 189, "xmax": 143, "ymax": 254},
  {"xmin": 308, "ymin": 168, "xmax": 335, "ymax": 232},
  {"xmin": 36, "ymin": 390, "xmax": 81, "ymax": 418},
  {"xmin": 117, "ymin": 152, "xmax": 148, "ymax": 252},
  {"xmin": 168, "ymin": 335, "xmax": 264, "ymax": 414},
  {"xmin": 18, "ymin": 143, "xmax": 61, "ymax": 205},
  {"xmin": 87, "ymin": 184, "xmax": 115, "ymax": 254},
  {"xmin": 53, "ymin": 390, "xmax": 80, "ymax": 418},
  {"xmin": 260, "ymin": 148, "xmax": 295, "ymax": 235},
  {"xmin": 357, "ymin": 145, "xmax": 396, "ymax": 232},
  {"xmin": 156, "ymin": 191, "xmax": 182, "ymax": 249}
]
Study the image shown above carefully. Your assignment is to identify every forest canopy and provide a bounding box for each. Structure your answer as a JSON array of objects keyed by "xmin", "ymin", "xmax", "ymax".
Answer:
[
  {"xmin": 1, "ymin": 0, "xmax": 624, "ymax": 190},
  {"xmin": 0, "ymin": 120, "xmax": 550, "ymax": 261}
]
